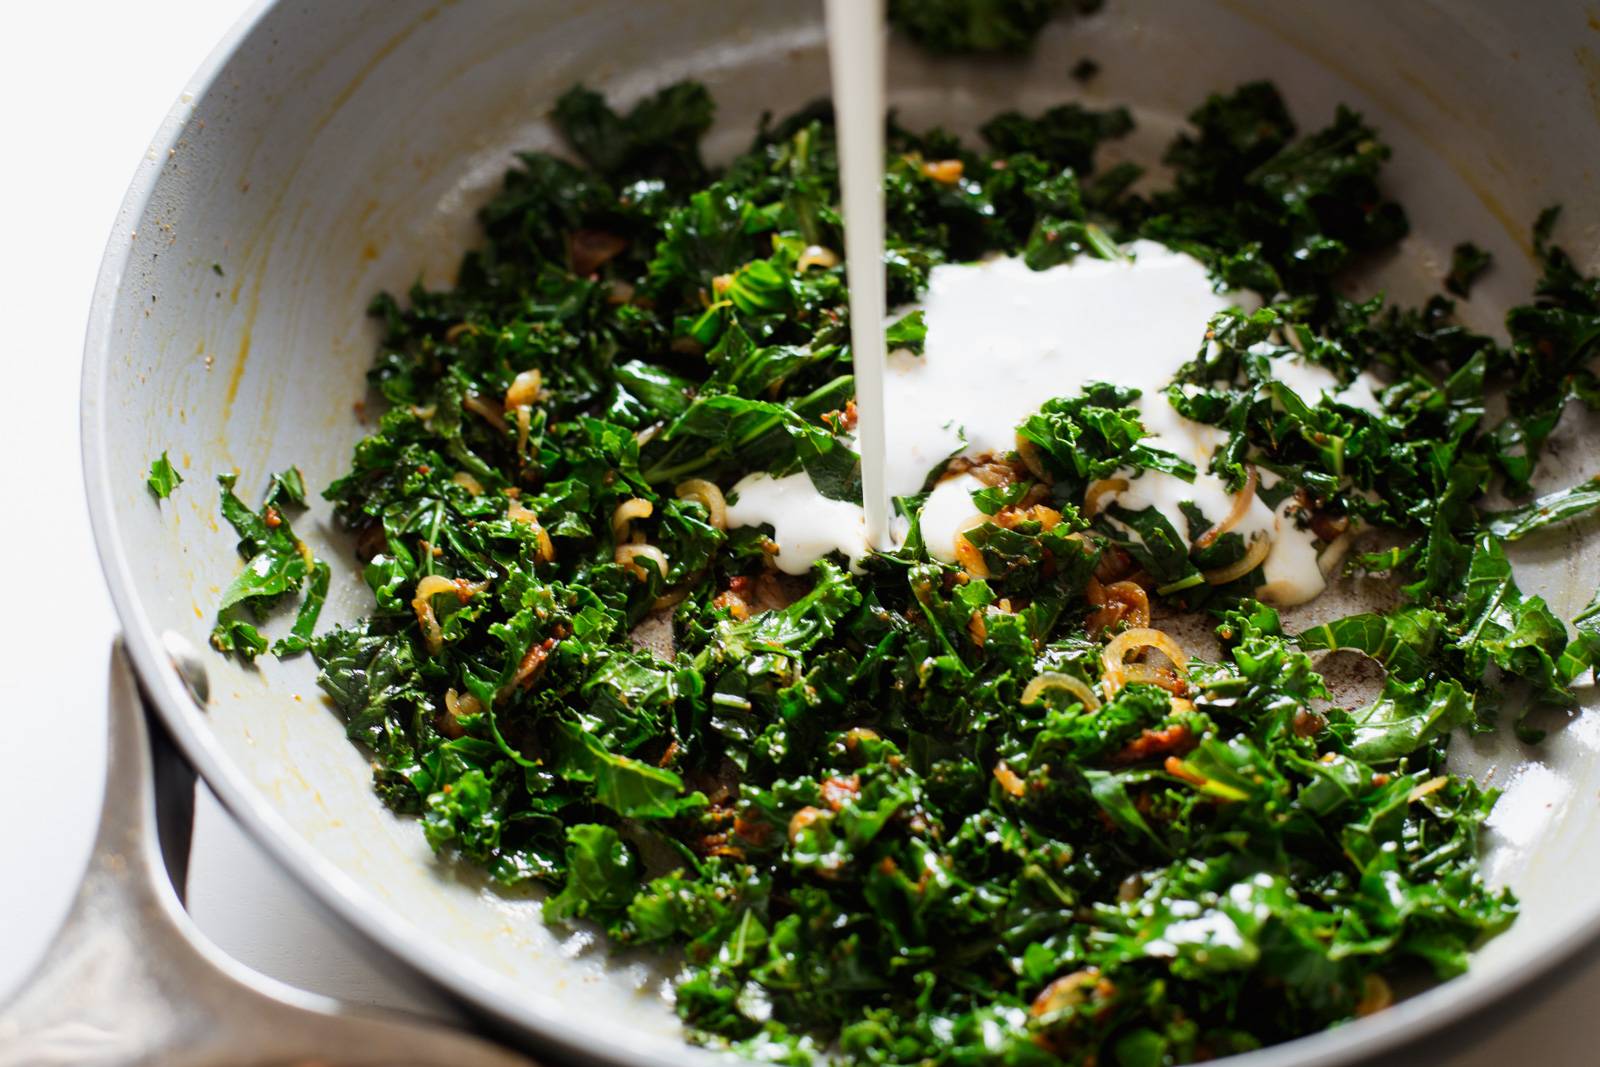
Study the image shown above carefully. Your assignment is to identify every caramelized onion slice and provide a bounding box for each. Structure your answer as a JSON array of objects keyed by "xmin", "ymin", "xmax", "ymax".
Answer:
[
  {"xmin": 1202, "ymin": 534, "xmax": 1271, "ymax": 586},
  {"xmin": 1195, "ymin": 465, "xmax": 1258, "ymax": 550},
  {"xmin": 412, "ymin": 574, "xmax": 460, "ymax": 654},
  {"xmin": 508, "ymin": 498, "xmax": 556, "ymax": 562},
  {"xmin": 796, "ymin": 245, "xmax": 840, "ymax": 271},
  {"xmin": 1021, "ymin": 672, "xmax": 1101, "ymax": 711},
  {"xmin": 674, "ymin": 478, "xmax": 728, "ymax": 530},
  {"xmin": 1084, "ymin": 477, "xmax": 1129, "ymax": 518},
  {"xmin": 444, "ymin": 687, "xmax": 483, "ymax": 720},
  {"xmin": 616, "ymin": 543, "xmax": 669, "ymax": 581},
  {"xmin": 1101, "ymin": 627, "xmax": 1190, "ymax": 699},
  {"xmin": 954, "ymin": 514, "xmax": 991, "ymax": 579},
  {"xmin": 504, "ymin": 369, "xmax": 543, "ymax": 411},
  {"xmin": 1317, "ymin": 530, "xmax": 1353, "ymax": 577},
  {"xmin": 1015, "ymin": 434, "xmax": 1049, "ymax": 480},
  {"xmin": 611, "ymin": 497, "xmax": 653, "ymax": 544},
  {"xmin": 463, "ymin": 393, "xmax": 507, "ymax": 434},
  {"xmin": 1122, "ymin": 662, "xmax": 1187, "ymax": 695}
]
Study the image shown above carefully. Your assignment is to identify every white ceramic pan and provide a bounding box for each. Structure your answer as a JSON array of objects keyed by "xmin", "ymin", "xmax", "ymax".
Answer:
[{"xmin": 68, "ymin": 1, "xmax": 1600, "ymax": 1064}]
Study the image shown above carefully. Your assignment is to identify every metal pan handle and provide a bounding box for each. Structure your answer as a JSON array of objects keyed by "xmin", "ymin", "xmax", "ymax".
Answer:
[{"xmin": 0, "ymin": 642, "xmax": 533, "ymax": 1067}]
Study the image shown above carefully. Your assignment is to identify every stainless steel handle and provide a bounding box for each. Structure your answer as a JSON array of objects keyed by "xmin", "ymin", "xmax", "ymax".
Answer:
[{"xmin": 0, "ymin": 643, "xmax": 534, "ymax": 1067}]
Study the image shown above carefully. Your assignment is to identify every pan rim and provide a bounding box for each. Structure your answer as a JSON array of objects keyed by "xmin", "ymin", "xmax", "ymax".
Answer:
[
  {"xmin": 73, "ymin": 4, "xmax": 710, "ymax": 1065},
  {"xmin": 76, "ymin": 2, "xmax": 1600, "ymax": 1064}
]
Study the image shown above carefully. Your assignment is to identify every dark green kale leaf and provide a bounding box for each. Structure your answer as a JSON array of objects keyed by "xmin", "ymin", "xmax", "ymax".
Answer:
[
  {"xmin": 888, "ymin": 0, "xmax": 1085, "ymax": 55},
  {"xmin": 1017, "ymin": 384, "xmax": 1194, "ymax": 491},
  {"xmin": 1483, "ymin": 474, "xmax": 1600, "ymax": 540},
  {"xmin": 1495, "ymin": 208, "xmax": 1600, "ymax": 480},
  {"xmin": 1453, "ymin": 534, "xmax": 1575, "ymax": 704},
  {"xmin": 981, "ymin": 102, "xmax": 1134, "ymax": 174},
  {"xmin": 542, "ymin": 823, "xmax": 641, "ymax": 922},
  {"xmin": 1337, "ymin": 677, "xmax": 1474, "ymax": 764},
  {"xmin": 1298, "ymin": 607, "xmax": 1444, "ymax": 683},
  {"xmin": 211, "ymin": 471, "xmax": 328, "ymax": 662},
  {"xmin": 1559, "ymin": 584, "xmax": 1600, "ymax": 685},
  {"xmin": 553, "ymin": 82, "xmax": 714, "ymax": 190},
  {"xmin": 553, "ymin": 719, "xmax": 705, "ymax": 819},
  {"xmin": 1445, "ymin": 241, "xmax": 1492, "ymax": 297},
  {"xmin": 271, "ymin": 559, "xmax": 330, "ymax": 657},
  {"xmin": 1139, "ymin": 82, "xmax": 1407, "ymax": 297}
]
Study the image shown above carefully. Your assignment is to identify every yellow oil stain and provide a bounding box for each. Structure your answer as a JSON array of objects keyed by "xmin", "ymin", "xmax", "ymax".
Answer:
[
  {"xmin": 1576, "ymin": 46, "xmax": 1600, "ymax": 122},
  {"xmin": 205, "ymin": 7, "xmax": 455, "ymax": 461},
  {"xmin": 223, "ymin": 329, "xmax": 250, "ymax": 412},
  {"xmin": 309, "ymin": 5, "xmax": 445, "ymax": 141},
  {"xmin": 192, "ymin": 602, "xmax": 204, "ymax": 619},
  {"xmin": 220, "ymin": 253, "xmax": 267, "ymax": 426},
  {"xmin": 1589, "ymin": 8, "xmax": 1600, "ymax": 32},
  {"xmin": 361, "ymin": 239, "xmax": 380, "ymax": 262},
  {"xmin": 1395, "ymin": 66, "xmax": 1463, "ymax": 126},
  {"xmin": 1457, "ymin": 171, "xmax": 1534, "ymax": 260},
  {"xmin": 181, "ymin": 452, "xmax": 191, "ymax": 469}
]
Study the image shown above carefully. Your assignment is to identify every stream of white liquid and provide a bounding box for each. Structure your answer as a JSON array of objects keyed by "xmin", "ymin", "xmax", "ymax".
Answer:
[{"xmin": 823, "ymin": 0, "xmax": 892, "ymax": 550}]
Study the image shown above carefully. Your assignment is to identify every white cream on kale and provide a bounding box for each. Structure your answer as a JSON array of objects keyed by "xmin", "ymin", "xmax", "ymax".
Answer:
[
  {"xmin": 1268, "ymin": 347, "xmax": 1385, "ymax": 415},
  {"xmin": 725, "ymin": 242, "xmax": 1382, "ymax": 604},
  {"xmin": 918, "ymin": 473, "xmax": 988, "ymax": 564},
  {"xmin": 1253, "ymin": 468, "xmax": 1329, "ymax": 606},
  {"xmin": 724, "ymin": 471, "xmax": 873, "ymax": 575}
]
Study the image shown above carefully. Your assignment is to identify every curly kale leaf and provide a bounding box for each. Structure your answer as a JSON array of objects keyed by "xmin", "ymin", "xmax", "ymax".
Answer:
[
  {"xmin": 1445, "ymin": 241, "xmax": 1492, "ymax": 297},
  {"xmin": 1484, "ymin": 475, "xmax": 1600, "ymax": 540},
  {"xmin": 542, "ymin": 824, "xmax": 642, "ymax": 922},
  {"xmin": 981, "ymin": 102, "xmax": 1133, "ymax": 174},
  {"xmin": 888, "ymin": 0, "xmax": 1087, "ymax": 54},
  {"xmin": 211, "ymin": 471, "xmax": 328, "ymax": 661},
  {"xmin": 553, "ymin": 82, "xmax": 714, "ymax": 190}
]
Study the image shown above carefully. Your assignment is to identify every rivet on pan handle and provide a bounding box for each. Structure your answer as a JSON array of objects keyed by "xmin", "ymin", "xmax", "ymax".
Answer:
[
  {"xmin": 162, "ymin": 629, "xmax": 211, "ymax": 709},
  {"xmin": 0, "ymin": 642, "xmax": 536, "ymax": 1067}
]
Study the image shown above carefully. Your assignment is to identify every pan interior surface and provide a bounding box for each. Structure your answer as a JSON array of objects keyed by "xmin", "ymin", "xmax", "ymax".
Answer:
[{"xmin": 83, "ymin": 1, "xmax": 1600, "ymax": 1063}]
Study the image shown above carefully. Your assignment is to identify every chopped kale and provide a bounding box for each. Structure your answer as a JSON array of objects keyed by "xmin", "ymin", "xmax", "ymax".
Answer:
[
  {"xmin": 204, "ymin": 74, "xmax": 1600, "ymax": 1065},
  {"xmin": 210, "ymin": 471, "xmax": 328, "ymax": 662},
  {"xmin": 889, "ymin": 0, "xmax": 1079, "ymax": 54},
  {"xmin": 1445, "ymin": 240, "xmax": 1492, "ymax": 297},
  {"xmin": 146, "ymin": 451, "xmax": 183, "ymax": 500}
]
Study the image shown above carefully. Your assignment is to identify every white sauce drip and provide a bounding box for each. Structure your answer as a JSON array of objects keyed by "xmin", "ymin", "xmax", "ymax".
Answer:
[
  {"xmin": 919, "ymin": 474, "xmax": 988, "ymax": 564},
  {"xmin": 1270, "ymin": 350, "xmax": 1385, "ymax": 414},
  {"xmin": 1254, "ymin": 469, "xmax": 1326, "ymax": 606},
  {"xmin": 823, "ymin": 0, "xmax": 892, "ymax": 548},
  {"xmin": 725, "ymin": 471, "xmax": 873, "ymax": 575},
  {"xmin": 725, "ymin": 239, "xmax": 1383, "ymax": 605}
]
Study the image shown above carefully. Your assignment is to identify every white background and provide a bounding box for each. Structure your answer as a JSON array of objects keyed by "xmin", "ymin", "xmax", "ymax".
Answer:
[{"xmin": 1, "ymin": 2, "xmax": 1598, "ymax": 1063}]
